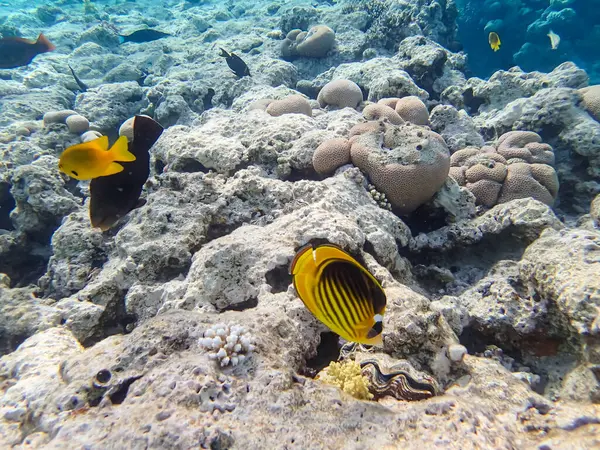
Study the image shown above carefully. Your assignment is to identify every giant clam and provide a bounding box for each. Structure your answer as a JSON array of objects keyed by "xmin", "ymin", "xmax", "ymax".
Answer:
[{"xmin": 339, "ymin": 345, "xmax": 439, "ymax": 401}]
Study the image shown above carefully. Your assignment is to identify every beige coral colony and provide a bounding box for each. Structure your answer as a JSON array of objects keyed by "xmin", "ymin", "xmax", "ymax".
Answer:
[{"xmin": 1, "ymin": 0, "xmax": 600, "ymax": 449}]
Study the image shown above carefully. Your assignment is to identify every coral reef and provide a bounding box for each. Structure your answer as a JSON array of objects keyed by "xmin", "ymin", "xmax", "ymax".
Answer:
[
  {"xmin": 350, "ymin": 121, "xmax": 451, "ymax": 215},
  {"xmin": 281, "ymin": 25, "xmax": 335, "ymax": 60},
  {"xmin": 450, "ymin": 132, "xmax": 559, "ymax": 207},
  {"xmin": 317, "ymin": 79, "xmax": 363, "ymax": 109},
  {"xmin": 0, "ymin": 0, "xmax": 599, "ymax": 448}
]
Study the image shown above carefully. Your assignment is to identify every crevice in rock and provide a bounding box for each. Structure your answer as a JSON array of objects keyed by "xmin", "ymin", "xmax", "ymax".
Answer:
[
  {"xmin": 458, "ymin": 289, "xmax": 584, "ymax": 398},
  {"xmin": 62, "ymin": 177, "xmax": 85, "ymax": 200},
  {"xmin": 301, "ymin": 332, "xmax": 340, "ymax": 378},
  {"xmin": 156, "ymin": 256, "xmax": 192, "ymax": 283},
  {"xmin": 203, "ymin": 88, "xmax": 215, "ymax": 110},
  {"xmin": 0, "ymin": 330, "xmax": 29, "ymax": 356},
  {"xmin": 462, "ymin": 87, "xmax": 485, "ymax": 114},
  {"xmin": 109, "ymin": 375, "xmax": 143, "ymax": 405},
  {"xmin": 154, "ymin": 159, "xmax": 166, "ymax": 174},
  {"xmin": 286, "ymin": 168, "xmax": 321, "ymax": 182},
  {"xmin": 406, "ymin": 228, "xmax": 531, "ymax": 298},
  {"xmin": 205, "ymin": 222, "xmax": 243, "ymax": 243},
  {"xmin": 402, "ymin": 203, "xmax": 449, "ymax": 235},
  {"xmin": 81, "ymin": 289, "xmax": 137, "ymax": 347},
  {"xmin": 265, "ymin": 265, "xmax": 292, "ymax": 294},
  {"xmin": 220, "ymin": 297, "xmax": 258, "ymax": 312},
  {"xmin": 0, "ymin": 181, "xmax": 15, "ymax": 230},
  {"xmin": 0, "ymin": 239, "xmax": 49, "ymax": 287}
]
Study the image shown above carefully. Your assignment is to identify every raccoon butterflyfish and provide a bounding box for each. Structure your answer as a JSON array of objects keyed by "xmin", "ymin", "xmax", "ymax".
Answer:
[
  {"xmin": 289, "ymin": 243, "xmax": 387, "ymax": 345},
  {"xmin": 59, "ymin": 135, "xmax": 135, "ymax": 181},
  {"xmin": 0, "ymin": 33, "xmax": 55, "ymax": 69},
  {"xmin": 89, "ymin": 115, "xmax": 163, "ymax": 231},
  {"xmin": 488, "ymin": 32, "xmax": 501, "ymax": 52}
]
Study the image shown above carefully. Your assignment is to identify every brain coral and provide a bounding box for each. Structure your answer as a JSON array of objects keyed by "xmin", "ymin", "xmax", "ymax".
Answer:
[
  {"xmin": 497, "ymin": 163, "xmax": 559, "ymax": 206},
  {"xmin": 362, "ymin": 103, "xmax": 404, "ymax": 125},
  {"xmin": 266, "ymin": 94, "xmax": 312, "ymax": 117},
  {"xmin": 394, "ymin": 96, "xmax": 429, "ymax": 126},
  {"xmin": 312, "ymin": 138, "xmax": 351, "ymax": 175},
  {"xmin": 350, "ymin": 121, "xmax": 450, "ymax": 215},
  {"xmin": 579, "ymin": 85, "xmax": 600, "ymax": 122},
  {"xmin": 449, "ymin": 132, "xmax": 559, "ymax": 207},
  {"xmin": 281, "ymin": 25, "xmax": 335, "ymax": 60},
  {"xmin": 317, "ymin": 79, "xmax": 363, "ymax": 109},
  {"xmin": 348, "ymin": 120, "xmax": 386, "ymax": 138},
  {"xmin": 497, "ymin": 131, "xmax": 555, "ymax": 165},
  {"xmin": 377, "ymin": 98, "xmax": 400, "ymax": 109}
]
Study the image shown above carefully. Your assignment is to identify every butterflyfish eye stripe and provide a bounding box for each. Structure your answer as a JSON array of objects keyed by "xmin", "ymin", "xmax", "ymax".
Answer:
[{"xmin": 324, "ymin": 268, "xmax": 355, "ymax": 338}]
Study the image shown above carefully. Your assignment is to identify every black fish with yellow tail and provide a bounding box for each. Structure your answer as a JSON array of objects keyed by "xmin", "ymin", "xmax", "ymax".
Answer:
[
  {"xmin": 89, "ymin": 115, "xmax": 163, "ymax": 231},
  {"xmin": 289, "ymin": 243, "xmax": 387, "ymax": 345}
]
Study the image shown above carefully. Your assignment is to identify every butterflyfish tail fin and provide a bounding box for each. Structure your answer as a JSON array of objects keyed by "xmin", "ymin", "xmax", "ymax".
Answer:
[{"xmin": 110, "ymin": 135, "xmax": 136, "ymax": 162}]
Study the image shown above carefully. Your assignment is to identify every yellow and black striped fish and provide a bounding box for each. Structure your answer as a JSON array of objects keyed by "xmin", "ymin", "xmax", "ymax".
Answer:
[{"xmin": 289, "ymin": 243, "xmax": 387, "ymax": 345}]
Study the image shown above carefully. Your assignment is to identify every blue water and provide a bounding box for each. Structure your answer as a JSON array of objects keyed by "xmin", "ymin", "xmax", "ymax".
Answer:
[{"xmin": 456, "ymin": 0, "xmax": 600, "ymax": 83}]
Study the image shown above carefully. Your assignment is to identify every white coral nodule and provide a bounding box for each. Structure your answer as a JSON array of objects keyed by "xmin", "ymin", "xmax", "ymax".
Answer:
[{"xmin": 199, "ymin": 323, "xmax": 256, "ymax": 367}]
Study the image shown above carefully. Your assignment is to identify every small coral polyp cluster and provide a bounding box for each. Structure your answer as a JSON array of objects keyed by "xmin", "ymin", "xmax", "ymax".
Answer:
[
  {"xmin": 450, "ymin": 131, "xmax": 559, "ymax": 207},
  {"xmin": 199, "ymin": 323, "xmax": 255, "ymax": 367}
]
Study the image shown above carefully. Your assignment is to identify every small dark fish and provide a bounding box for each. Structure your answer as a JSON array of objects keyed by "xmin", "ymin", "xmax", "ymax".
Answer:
[
  {"xmin": 68, "ymin": 64, "xmax": 88, "ymax": 92},
  {"xmin": 119, "ymin": 29, "xmax": 171, "ymax": 44},
  {"xmin": 89, "ymin": 116, "xmax": 163, "ymax": 231},
  {"xmin": 137, "ymin": 67, "xmax": 149, "ymax": 86},
  {"xmin": 0, "ymin": 33, "xmax": 55, "ymax": 69},
  {"xmin": 203, "ymin": 88, "xmax": 215, "ymax": 110},
  {"xmin": 219, "ymin": 48, "xmax": 250, "ymax": 78}
]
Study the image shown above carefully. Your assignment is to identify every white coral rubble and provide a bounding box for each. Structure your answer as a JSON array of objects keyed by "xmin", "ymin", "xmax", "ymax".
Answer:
[{"xmin": 199, "ymin": 323, "xmax": 255, "ymax": 367}]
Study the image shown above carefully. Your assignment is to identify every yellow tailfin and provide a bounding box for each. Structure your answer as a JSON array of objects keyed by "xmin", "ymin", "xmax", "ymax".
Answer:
[
  {"xmin": 103, "ymin": 162, "xmax": 125, "ymax": 176},
  {"xmin": 109, "ymin": 135, "xmax": 136, "ymax": 162}
]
